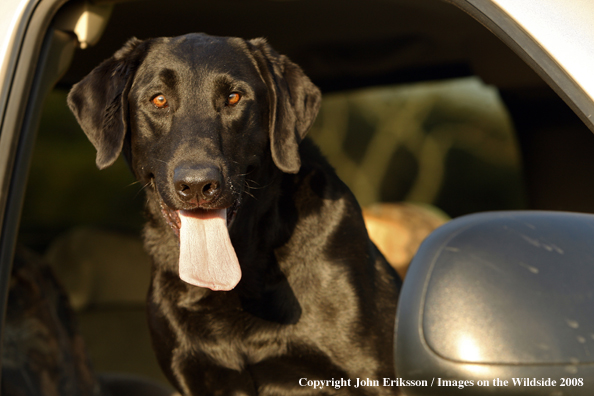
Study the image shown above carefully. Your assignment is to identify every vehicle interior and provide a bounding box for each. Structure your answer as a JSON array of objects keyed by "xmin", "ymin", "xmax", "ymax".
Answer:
[{"xmin": 2, "ymin": 0, "xmax": 594, "ymax": 394}]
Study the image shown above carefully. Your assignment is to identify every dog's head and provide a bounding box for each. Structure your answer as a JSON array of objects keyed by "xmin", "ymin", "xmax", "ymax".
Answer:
[{"xmin": 68, "ymin": 33, "xmax": 321, "ymax": 291}]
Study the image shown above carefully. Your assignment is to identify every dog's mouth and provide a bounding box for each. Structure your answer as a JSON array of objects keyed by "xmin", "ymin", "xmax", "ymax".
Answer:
[
  {"xmin": 160, "ymin": 200, "xmax": 241, "ymax": 233},
  {"xmin": 159, "ymin": 200, "xmax": 242, "ymax": 292}
]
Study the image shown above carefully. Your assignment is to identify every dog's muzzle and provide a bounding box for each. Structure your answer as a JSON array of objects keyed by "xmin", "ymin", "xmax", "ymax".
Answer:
[{"xmin": 157, "ymin": 164, "xmax": 243, "ymax": 292}]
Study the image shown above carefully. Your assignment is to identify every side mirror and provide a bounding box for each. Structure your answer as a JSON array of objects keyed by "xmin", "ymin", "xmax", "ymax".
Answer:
[{"xmin": 395, "ymin": 211, "xmax": 594, "ymax": 395}]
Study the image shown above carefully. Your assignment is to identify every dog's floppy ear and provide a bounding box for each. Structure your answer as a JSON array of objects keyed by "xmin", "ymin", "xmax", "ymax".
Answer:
[
  {"xmin": 248, "ymin": 38, "xmax": 322, "ymax": 174},
  {"xmin": 67, "ymin": 37, "xmax": 145, "ymax": 169}
]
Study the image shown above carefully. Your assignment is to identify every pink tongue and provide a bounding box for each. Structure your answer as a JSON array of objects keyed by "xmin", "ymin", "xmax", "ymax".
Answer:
[{"xmin": 178, "ymin": 209, "xmax": 241, "ymax": 291}]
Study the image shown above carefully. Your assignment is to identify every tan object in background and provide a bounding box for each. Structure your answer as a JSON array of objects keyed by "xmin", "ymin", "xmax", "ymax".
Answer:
[
  {"xmin": 363, "ymin": 202, "xmax": 448, "ymax": 278},
  {"xmin": 45, "ymin": 227, "xmax": 151, "ymax": 311}
]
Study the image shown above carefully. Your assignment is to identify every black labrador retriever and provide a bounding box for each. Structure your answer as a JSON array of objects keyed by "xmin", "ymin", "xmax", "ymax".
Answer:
[{"xmin": 68, "ymin": 33, "xmax": 402, "ymax": 395}]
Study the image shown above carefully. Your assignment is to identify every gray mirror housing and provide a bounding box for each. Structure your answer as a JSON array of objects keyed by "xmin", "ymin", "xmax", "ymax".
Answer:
[{"xmin": 395, "ymin": 211, "xmax": 594, "ymax": 395}]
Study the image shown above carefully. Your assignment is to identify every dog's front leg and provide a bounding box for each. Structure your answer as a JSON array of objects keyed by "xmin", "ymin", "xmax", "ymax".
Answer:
[
  {"xmin": 171, "ymin": 358, "xmax": 257, "ymax": 396},
  {"xmin": 148, "ymin": 294, "xmax": 258, "ymax": 396}
]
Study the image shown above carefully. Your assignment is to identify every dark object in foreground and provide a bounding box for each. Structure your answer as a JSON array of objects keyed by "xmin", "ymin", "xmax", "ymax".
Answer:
[{"xmin": 2, "ymin": 247, "xmax": 98, "ymax": 396}]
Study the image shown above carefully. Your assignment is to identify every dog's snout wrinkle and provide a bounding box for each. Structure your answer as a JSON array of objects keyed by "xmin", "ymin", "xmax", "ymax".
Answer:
[{"xmin": 173, "ymin": 164, "xmax": 222, "ymax": 205}]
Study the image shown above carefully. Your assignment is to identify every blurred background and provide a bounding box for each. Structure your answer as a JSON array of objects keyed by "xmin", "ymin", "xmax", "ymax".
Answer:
[{"xmin": 20, "ymin": 76, "xmax": 525, "ymax": 250}]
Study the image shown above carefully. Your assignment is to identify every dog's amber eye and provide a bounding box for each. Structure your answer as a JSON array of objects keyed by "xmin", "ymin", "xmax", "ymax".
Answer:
[
  {"xmin": 226, "ymin": 93, "xmax": 241, "ymax": 106},
  {"xmin": 151, "ymin": 94, "xmax": 168, "ymax": 108}
]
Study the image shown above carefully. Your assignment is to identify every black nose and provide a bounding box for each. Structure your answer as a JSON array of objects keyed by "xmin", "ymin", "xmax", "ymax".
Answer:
[{"xmin": 173, "ymin": 164, "xmax": 222, "ymax": 205}]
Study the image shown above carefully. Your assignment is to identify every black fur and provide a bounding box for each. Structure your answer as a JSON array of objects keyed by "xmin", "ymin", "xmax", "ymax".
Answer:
[{"xmin": 68, "ymin": 33, "xmax": 401, "ymax": 395}]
